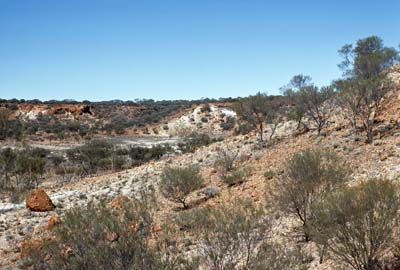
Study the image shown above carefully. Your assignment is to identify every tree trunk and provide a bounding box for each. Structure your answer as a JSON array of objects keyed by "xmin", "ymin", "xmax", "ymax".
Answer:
[
  {"xmin": 364, "ymin": 119, "xmax": 373, "ymax": 143},
  {"xmin": 319, "ymin": 244, "xmax": 326, "ymax": 264},
  {"xmin": 258, "ymin": 123, "xmax": 264, "ymax": 144}
]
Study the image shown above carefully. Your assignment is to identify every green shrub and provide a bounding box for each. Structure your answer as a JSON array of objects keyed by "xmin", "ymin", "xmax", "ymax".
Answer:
[
  {"xmin": 272, "ymin": 148, "xmax": 351, "ymax": 242},
  {"xmin": 67, "ymin": 139, "xmax": 114, "ymax": 175},
  {"xmin": 251, "ymin": 243, "xmax": 309, "ymax": 270},
  {"xmin": 175, "ymin": 199, "xmax": 309, "ymax": 270},
  {"xmin": 0, "ymin": 147, "xmax": 48, "ymax": 202},
  {"xmin": 128, "ymin": 144, "xmax": 172, "ymax": 166},
  {"xmin": 221, "ymin": 168, "xmax": 250, "ymax": 186},
  {"xmin": 263, "ymin": 170, "xmax": 276, "ymax": 180},
  {"xmin": 200, "ymin": 103, "xmax": 212, "ymax": 113},
  {"xmin": 311, "ymin": 179, "xmax": 400, "ymax": 270},
  {"xmin": 202, "ymin": 185, "xmax": 221, "ymax": 199},
  {"xmin": 220, "ymin": 116, "xmax": 235, "ymax": 131},
  {"xmin": 181, "ymin": 200, "xmax": 270, "ymax": 269},
  {"xmin": 178, "ymin": 132, "xmax": 221, "ymax": 153},
  {"xmin": 200, "ymin": 117, "xmax": 208, "ymax": 123},
  {"xmin": 234, "ymin": 123, "xmax": 253, "ymax": 135},
  {"xmin": 160, "ymin": 166, "xmax": 204, "ymax": 209}
]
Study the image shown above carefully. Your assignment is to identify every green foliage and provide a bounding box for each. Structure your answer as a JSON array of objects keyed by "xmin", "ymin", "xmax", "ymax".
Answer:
[
  {"xmin": 233, "ymin": 93, "xmax": 284, "ymax": 143},
  {"xmin": 220, "ymin": 167, "xmax": 251, "ymax": 187},
  {"xmin": 160, "ymin": 165, "xmax": 204, "ymax": 209},
  {"xmin": 311, "ymin": 179, "xmax": 400, "ymax": 270},
  {"xmin": 282, "ymin": 74, "xmax": 333, "ymax": 135},
  {"xmin": 128, "ymin": 144, "xmax": 172, "ymax": 166},
  {"xmin": 234, "ymin": 123, "xmax": 253, "ymax": 135},
  {"xmin": 0, "ymin": 108, "xmax": 24, "ymax": 140},
  {"xmin": 202, "ymin": 185, "xmax": 221, "ymax": 199},
  {"xmin": 273, "ymin": 148, "xmax": 351, "ymax": 242},
  {"xmin": 200, "ymin": 116, "xmax": 208, "ymax": 123},
  {"xmin": 0, "ymin": 147, "xmax": 47, "ymax": 202},
  {"xmin": 67, "ymin": 139, "xmax": 114, "ymax": 175},
  {"xmin": 297, "ymin": 85, "xmax": 333, "ymax": 135},
  {"xmin": 15, "ymin": 150, "xmax": 46, "ymax": 188},
  {"xmin": 263, "ymin": 169, "xmax": 276, "ymax": 180},
  {"xmin": 0, "ymin": 147, "xmax": 17, "ymax": 189}
]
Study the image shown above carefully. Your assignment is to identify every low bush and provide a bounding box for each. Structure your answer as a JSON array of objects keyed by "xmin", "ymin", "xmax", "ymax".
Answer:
[
  {"xmin": 178, "ymin": 132, "xmax": 221, "ymax": 153},
  {"xmin": 66, "ymin": 139, "xmax": 114, "ymax": 175},
  {"xmin": 160, "ymin": 165, "xmax": 204, "ymax": 209},
  {"xmin": 214, "ymin": 148, "xmax": 239, "ymax": 176},
  {"xmin": 263, "ymin": 169, "xmax": 276, "ymax": 180},
  {"xmin": 128, "ymin": 144, "xmax": 172, "ymax": 166},
  {"xmin": 220, "ymin": 116, "xmax": 235, "ymax": 131},
  {"xmin": 200, "ymin": 103, "xmax": 212, "ymax": 113},
  {"xmin": 200, "ymin": 117, "xmax": 208, "ymax": 123},
  {"xmin": 0, "ymin": 147, "xmax": 47, "ymax": 190},
  {"xmin": 220, "ymin": 168, "xmax": 250, "ymax": 186},
  {"xmin": 234, "ymin": 123, "xmax": 253, "ymax": 135},
  {"xmin": 202, "ymin": 185, "xmax": 221, "ymax": 199},
  {"xmin": 272, "ymin": 148, "xmax": 351, "ymax": 242},
  {"xmin": 311, "ymin": 179, "xmax": 400, "ymax": 270}
]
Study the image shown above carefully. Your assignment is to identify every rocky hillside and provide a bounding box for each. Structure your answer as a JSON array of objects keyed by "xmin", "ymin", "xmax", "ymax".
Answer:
[{"xmin": 1, "ymin": 67, "xmax": 400, "ymax": 269}]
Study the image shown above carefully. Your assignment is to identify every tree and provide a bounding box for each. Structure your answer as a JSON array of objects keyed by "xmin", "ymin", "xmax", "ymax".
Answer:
[
  {"xmin": 234, "ymin": 93, "xmax": 284, "ymax": 144},
  {"xmin": 272, "ymin": 148, "xmax": 350, "ymax": 242},
  {"xmin": 296, "ymin": 85, "xmax": 334, "ymax": 135},
  {"xmin": 335, "ymin": 36, "xmax": 399, "ymax": 143},
  {"xmin": 14, "ymin": 149, "xmax": 46, "ymax": 189},
  {"xmin": 282, "ymin": 75, "xmax": 332, "ymax": 135},
  {"xmin": 0, "ymin": 147, "xmax": 17, "ymax": 189},
  {"xmin": 0, "ymin": 108, "xmax": 10, "ymax": 140},
  {"xmin": 160, "ymin": 165, "xmax": 204, "ymax": 209},
  {"xmin": 311, "ymin": 179, "xmax": 400, "ymax": 270}
]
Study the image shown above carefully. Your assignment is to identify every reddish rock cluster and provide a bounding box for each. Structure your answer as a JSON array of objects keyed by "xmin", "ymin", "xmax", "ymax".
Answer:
[{"xmin": 26, "ymin": 189, "xmax": 55, "ymax": 212}]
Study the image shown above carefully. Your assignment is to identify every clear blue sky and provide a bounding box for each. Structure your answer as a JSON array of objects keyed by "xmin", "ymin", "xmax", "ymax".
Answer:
[{"xmin": 0, "ymin": 0, "xmax": 398, "ymax": 101}]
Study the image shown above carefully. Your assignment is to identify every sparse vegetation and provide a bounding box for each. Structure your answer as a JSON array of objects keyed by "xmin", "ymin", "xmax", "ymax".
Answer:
[
  {"xmin": 2, "ymin": 35, "xmax": 400, "ymax": 270},
  {"xmin": 24, "ymin": 192, "xmax": 195, "ymax": 270}
]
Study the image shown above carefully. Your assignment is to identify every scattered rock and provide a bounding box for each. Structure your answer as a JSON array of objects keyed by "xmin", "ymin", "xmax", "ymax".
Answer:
[
  {"xmin": 45, "ymin": 215, "xmax": 61, "ymax": 231},
  {"xmin": 110, "ymin": 196, "xmax": 130, "ymax": 209},
  {"xmin": 106, "ymin": 231, "xmax": 119, "ymax": 242}
]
